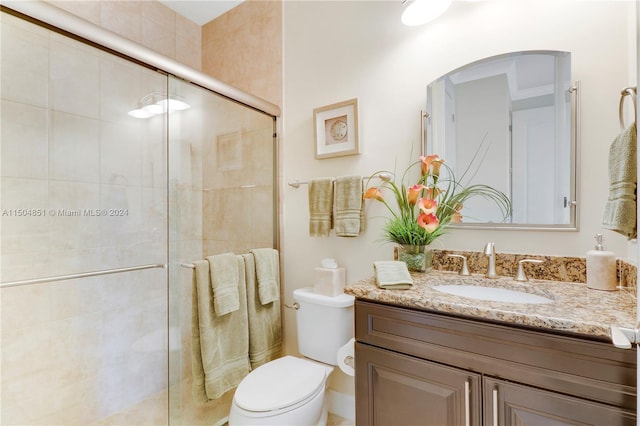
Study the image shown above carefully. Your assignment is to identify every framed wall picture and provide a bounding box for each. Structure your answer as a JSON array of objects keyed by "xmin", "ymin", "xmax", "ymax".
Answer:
[{"xmin": 313, "ymin": 98, "xmax": 359, "ymax": 159}]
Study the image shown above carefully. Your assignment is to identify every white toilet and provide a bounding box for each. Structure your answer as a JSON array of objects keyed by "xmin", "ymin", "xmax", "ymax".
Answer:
[{"xmin": 228, "ymin": 287, "xmax": 355, "ymax": 426}]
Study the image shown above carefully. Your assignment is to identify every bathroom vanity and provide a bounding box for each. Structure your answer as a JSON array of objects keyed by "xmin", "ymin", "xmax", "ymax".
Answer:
[{"xmin": 345, "ymin": 271, "xmax": 637, "ymax": 426}]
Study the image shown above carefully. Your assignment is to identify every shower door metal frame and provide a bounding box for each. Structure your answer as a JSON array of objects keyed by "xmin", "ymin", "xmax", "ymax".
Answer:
[{"xmin": 0, "ymin": 1, "xmax": 280, "ymax": 118}]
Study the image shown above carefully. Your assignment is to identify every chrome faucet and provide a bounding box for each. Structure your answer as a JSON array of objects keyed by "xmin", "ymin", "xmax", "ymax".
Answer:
[
  {"xmin": 515, "ymin": 259, "xmax": 544, "ymax": 282},
  {"xmin": 483, "ymin": 242, "xmax": 498, "ymax": 278}
]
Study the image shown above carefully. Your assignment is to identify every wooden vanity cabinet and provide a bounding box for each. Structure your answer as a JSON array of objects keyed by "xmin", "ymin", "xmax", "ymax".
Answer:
[
  {"xmin": 355, "ymin": 300, "xmax": 637, "ymax": 426},
  {"xmin": 357, "ymin": 342, "xmax": 482, "ymax": 426}
]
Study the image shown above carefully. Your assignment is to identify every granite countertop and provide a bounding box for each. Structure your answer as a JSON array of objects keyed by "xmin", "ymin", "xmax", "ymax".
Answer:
[{"xmin": 344, "ymin": 270, "xmax": 637, "ymax": 339}]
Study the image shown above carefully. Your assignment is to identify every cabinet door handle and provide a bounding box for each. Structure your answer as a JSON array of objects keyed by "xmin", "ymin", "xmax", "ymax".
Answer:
[
  {"xmin": 492, "ymin": 388, "xmax": 498, "ymax": 426},
  {"xmin": 464, "ymin": 380, "xmax": 470, "ymax": 426}
]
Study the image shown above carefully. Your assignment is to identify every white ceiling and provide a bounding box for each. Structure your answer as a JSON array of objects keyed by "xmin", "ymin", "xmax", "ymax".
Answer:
[{"xmin": 159, "ymin": 0, "xmax": 244, "ymax": 26}]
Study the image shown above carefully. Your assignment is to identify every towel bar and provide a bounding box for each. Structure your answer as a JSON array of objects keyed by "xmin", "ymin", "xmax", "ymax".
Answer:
[
  {"xmin": 288, "ymin": 172, "xmax": 392, "ymax": 188},
  {"xmin": 180, "ymin": 262, "xmax": 196, "ymax": 269},
  {"xmin": 619, "ymin": 86, "xmax": 637, "ymax": 131},
  {"xmin": 0, "ymin": 263, "xmax": 167, "ymax": 289}
]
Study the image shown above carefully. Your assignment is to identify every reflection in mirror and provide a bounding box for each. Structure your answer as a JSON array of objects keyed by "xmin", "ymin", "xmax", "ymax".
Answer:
[{"xmin": 426, "ymin": 50, "xmax": 578, "ymax": 230}]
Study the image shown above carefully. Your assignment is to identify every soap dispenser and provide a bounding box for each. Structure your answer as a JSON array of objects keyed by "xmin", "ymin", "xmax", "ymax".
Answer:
[{"xmin": 586, "ymin": 234, "xmax": 617, "ymax": 291}]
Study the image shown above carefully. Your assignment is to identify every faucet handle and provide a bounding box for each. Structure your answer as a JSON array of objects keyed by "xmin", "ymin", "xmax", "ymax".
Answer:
[
  {"xmin": 515, "ymin": 259, "xmax": 544, "ymax": 282},
  {"xmin": 448, "ymin": 254, "xmax": 470, "ymax": 276},
  {"xmin": 483, "ymin": 242, "xmax": 495, "ymax": 255}
]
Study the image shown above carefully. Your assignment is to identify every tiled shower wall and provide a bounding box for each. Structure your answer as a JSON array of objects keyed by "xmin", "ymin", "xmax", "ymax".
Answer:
[
  {"xmin": 202, "ymin": 1, "xmax": 282, "ymax": 107},
  {"xmin": 3, "ymin": 3, "xmax": 280, "ymax": 425},
  {"xmin": 49, "ymin": 0, "xmax": 201, "ymax": 71}
]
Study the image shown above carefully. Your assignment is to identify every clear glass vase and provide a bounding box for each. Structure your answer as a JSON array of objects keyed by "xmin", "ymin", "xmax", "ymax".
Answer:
[{"xmin": 397, "ymin": 245, "xmax": 433, "ymax": 273}]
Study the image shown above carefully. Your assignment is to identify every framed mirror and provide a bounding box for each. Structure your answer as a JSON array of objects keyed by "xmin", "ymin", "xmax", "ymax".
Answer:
[{"xmin": 426, "ymin": 50, "xmax": 579, "ymax": 230}]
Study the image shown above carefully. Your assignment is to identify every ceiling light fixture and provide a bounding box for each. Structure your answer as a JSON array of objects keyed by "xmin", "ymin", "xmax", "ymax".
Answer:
[
  {"xmin": 401, "ymin": 0, "xmax": 452, "ymax": 26},
  {"xmin": 128, "ymin": 92, "xmax": 191, "ymax": 119}
]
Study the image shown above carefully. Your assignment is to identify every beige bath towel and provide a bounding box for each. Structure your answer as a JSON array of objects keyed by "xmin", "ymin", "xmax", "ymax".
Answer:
[
  {"xmin": 603, "ymin": 123, "xmax": 637, "ymax": 239},
  {"xmin": 250, "ymin": 248, "xmax": 280, "ymax": 305},
  {"xmin": 373, "ymin": 261, "xmax": 413, "ymax": 290},
  {"xmin": 191, "ymin": 258, "xmax": 250, "ymax": 403},
  {"xmin": 207, "ymin": 253, "xmax": 240, "ymax": 316},
  {"xmin": 335, "ymin": 175, "xmax": 364, "ymax": 237},
  {"xmin": 242, "ymin": 253, "xmax": 282, "ymax": 369},
  {"xmin": 309, "ymin": 177, "xmax": 334, "ymax": 237}
]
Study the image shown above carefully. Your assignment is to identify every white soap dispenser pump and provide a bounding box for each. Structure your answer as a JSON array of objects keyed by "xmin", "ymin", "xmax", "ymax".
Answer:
[{"xmin": 586, "ymin": 234, "xmax": 617, "ymax": 291}]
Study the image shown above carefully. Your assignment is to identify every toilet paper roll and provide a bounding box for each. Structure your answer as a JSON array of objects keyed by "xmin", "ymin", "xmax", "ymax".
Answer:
[{"xmin": 337, "ymin": 337, "xmax": 355, "ymax": 376}]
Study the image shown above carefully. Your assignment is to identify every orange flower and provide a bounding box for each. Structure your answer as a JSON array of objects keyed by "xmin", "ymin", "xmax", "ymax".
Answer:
[
  {"xmin": 432, "ymin": 157, "xmax": 444, "ymax": 177},
  {"xmin": 417, "ymin": 212, "xmax": 440, "ymax": 233},
  {"xmin": 363, "ymin": 187, "xmax": 384, "ymax": 202},
  {"xmin": 417, "ymin": 197, "xmax": 438, "ymax": 215},
  {"xmin": 407, "ymin": 184, "xmax": 426, "ymax": 206},
  {"xmin": 420, "ymin": 154, "xmax": 442, "ymax": 176},
  {"xmin": 425, "ymin": 187, "xmax": 442, "ymax": 200},
  {"xmin": 451, "ymin": 212, "xmax": 463, "ymax": 223}
]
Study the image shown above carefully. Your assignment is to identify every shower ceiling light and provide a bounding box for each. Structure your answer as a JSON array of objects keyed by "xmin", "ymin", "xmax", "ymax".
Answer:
[
  {"xmin": 401, "ymin": 0, "xmax": 452, "ymax": 26},
  {"xmin": 142, "ymin": 103, "xmax": 164, "ymax": 114},
  {"xmin": 127, "ymin": 108, "xmax": 154, "ymax": 119},
  {"xmin": 157, "ymin": 98, "xmax": 191, "ymax": 111},
  {"xmin": 127, "ymin": 92, "xmax": 191, "ymax": 119}
]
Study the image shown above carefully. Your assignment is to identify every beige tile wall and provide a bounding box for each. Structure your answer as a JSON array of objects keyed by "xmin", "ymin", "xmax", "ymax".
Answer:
[
  {"xmin": 49, "ymin": 0, "xmax": 202, "ymax": 71},
  {"xmin": 202, "ymin": 1, "xmax": 282, "ymax": 107}
]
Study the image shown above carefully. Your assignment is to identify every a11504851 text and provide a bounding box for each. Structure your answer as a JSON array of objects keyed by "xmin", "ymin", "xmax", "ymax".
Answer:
[{"xmin": 1, "ymin": 208, "xmax": 129, "ymax": 217}]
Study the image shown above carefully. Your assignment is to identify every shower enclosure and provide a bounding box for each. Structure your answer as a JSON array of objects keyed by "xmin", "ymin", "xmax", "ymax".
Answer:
[{"xmin": 0, "ymin": 4, "xmax": 278, "ymax": 425}]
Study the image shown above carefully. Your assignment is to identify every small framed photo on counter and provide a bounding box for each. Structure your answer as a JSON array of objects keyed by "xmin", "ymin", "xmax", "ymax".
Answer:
[{"xmin": 313, "ymin": 98, "xmax": 359, "ymax": 159}]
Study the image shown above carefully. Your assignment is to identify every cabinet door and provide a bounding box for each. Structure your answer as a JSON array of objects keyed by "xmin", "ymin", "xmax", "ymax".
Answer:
[
  {"xmin": 356, "ymin": 342, "xmax": 481, "ymax": 426},
  {"xmin": 484, "ymin": 377, "xmax": 636, "ymax": 426}
]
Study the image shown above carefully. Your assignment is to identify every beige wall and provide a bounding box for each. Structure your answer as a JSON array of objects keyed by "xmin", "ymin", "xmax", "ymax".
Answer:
[
  {"xmin": 49, "ymin": 0, "xmax": 202, "ymax": 71},
  {"xmin": 201, "ymin": 1, "xmax": 282, "ymax": 107}
]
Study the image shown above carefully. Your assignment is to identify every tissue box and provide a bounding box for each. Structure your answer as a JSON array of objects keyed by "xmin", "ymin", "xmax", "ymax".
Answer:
[{"xmin": 313, "ymin": 267, "xmax": 345, "ymax": 296}]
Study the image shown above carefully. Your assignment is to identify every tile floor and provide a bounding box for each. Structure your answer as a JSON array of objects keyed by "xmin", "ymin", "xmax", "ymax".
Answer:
[{"xmin": 90, "ymin": 388, "xmax": 355, "ymax": 426}]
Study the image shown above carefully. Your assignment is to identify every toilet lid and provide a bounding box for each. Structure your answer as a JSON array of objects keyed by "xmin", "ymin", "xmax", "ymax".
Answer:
[{"xmin": 234, "ymin": 356, "xmax": 328, "ymax": 412}]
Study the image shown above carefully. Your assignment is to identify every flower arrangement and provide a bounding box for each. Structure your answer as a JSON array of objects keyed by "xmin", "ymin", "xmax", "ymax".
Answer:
[{"xmin": 363, "ymin": 154, "xmax": 511, "ymax": 248}]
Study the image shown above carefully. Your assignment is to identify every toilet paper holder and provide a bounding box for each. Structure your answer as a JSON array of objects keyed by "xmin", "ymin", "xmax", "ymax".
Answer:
[
  {"xmin": 342, "ymin": 354, "xmax": 354, "ymax": 369},
  {"xmin": 337, "ymin": 338, "xmax": 356, "ymax": 376}
]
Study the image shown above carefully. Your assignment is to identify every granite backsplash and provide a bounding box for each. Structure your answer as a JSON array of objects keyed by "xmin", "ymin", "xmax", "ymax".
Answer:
[{"xmin": 430, "ymin": 249, "xmax": 637, "ymax": 294}]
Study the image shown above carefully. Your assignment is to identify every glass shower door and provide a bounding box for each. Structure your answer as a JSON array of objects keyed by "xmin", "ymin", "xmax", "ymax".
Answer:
[
  {"xmin": 167, "ymin": 76, "xmax": 277, "ymax": 425},
  {"xmin": 1, "ymin": 11, "xmax": 169, "ymax": 425}
]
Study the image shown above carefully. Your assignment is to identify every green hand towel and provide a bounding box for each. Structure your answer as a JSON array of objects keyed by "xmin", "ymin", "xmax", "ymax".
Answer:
[
  {"xmin": 374, "ymin": 260, "xmax": 414, "ymax": 290},
  {"xmin": 335, "ymin": 175, "xmax": 364, "ymax": 237},
  {"xmin": 603, "ymin": 123, "xmax": 637, "ymax": 239},
  {"xmin": 207, "ymin": 253, "xmax": 240, "ymax": 316},
  {"xmin": 191, "ymin": 258, "xmax": 250, "ymax": 403},
  {"xmin": 309, "ymin": 177, "xmax": 334, "ymax": 237},
  {"xmin": 250, "ymin": 248, "xmax": 280, "ymax": 305},
  {"xmin": 242, "ymin": 253, "xmax": 282, "ymax": 369}
]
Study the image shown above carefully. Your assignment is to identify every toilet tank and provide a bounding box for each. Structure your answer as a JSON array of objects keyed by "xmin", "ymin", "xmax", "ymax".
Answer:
[{"xmin": 293, "ymin": 288, "xmax": 354, "ymax": 365}]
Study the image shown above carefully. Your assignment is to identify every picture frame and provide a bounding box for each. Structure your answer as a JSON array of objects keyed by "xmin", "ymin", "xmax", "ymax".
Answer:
[{"xmin": 313, "ymin": 98, "xmax": 359, "ymax": 159}]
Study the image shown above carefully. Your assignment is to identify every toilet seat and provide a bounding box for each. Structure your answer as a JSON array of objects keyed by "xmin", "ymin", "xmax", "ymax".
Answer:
[{"xmin": 233, "ymin": 356, "xmax": 329, "ymax": 413}]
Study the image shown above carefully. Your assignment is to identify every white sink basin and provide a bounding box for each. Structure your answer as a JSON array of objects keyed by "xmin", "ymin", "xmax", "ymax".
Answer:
[{"xmin": 432, "ymin": 284, "xmax": 554, "ymax": 304}]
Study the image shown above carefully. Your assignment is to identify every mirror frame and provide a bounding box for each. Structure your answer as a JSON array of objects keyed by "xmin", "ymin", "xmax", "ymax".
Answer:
[{"xmin": 424, "ymin": 50, "xmax": 580, "ymax": 231}]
